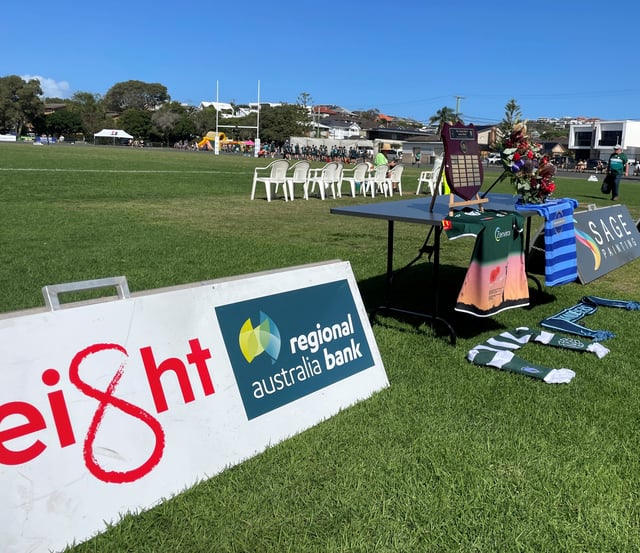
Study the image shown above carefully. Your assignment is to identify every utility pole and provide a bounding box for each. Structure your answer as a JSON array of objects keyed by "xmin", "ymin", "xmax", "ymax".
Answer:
[{"xmin": 454, "ymin": 96, "xmax": 464, "ymax": 118}]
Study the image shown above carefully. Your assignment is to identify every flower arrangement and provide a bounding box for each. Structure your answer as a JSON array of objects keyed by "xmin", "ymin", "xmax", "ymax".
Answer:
[{"xmin": 497, "ymin": 122, "xmax": 556, "ymax": 204}]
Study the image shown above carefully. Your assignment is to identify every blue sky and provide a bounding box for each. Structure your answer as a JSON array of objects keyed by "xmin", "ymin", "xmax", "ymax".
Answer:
[{"xmin": 3, "ymin": 1, "xmax": 640, "ymax": 125}]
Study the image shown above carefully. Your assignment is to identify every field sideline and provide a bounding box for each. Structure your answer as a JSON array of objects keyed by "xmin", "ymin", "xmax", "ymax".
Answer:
[{"xmin": 2, "ymin": 143, "xmax": 640, "ymax": 553}]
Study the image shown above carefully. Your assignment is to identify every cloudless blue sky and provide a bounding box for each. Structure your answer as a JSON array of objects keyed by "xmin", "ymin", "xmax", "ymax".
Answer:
[{"xmin": 3, "ymin": 1, "xmax": 640, "ymax": 125}]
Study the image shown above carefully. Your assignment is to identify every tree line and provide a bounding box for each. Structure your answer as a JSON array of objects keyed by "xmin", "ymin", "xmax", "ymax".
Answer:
[
  {"xmin": 0, "ymin": 76, "xmax": 312, "ymax": 146},
  {"xmin": 0, "ymin": 75, "xmax": 565, "ymax": 148}
]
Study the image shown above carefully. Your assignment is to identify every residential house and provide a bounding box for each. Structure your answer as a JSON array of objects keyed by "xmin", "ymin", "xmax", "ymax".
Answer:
[
  {"xmin": 44, "ymin": 103, "xmax": 68, "ymax": 115},
  {"xmin": 325, "ymin": 119, "xmax": 363, "ymax": 140},
  {"xmin": 199, "ymin": 101, "xmax": 235, "ymax": 117}
]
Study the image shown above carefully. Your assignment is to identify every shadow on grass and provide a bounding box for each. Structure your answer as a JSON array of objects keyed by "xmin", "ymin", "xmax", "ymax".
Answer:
[
  {"xmin": 581, "ymin": 193, "xmax": 616, "ymax": 202},
  {"xmin": 356, "ymin": 260, "xmax": 558, "ymax": 343},
  {"xmin": 356, "ymin": 262, "xmax": 499, "ymax": 342}
]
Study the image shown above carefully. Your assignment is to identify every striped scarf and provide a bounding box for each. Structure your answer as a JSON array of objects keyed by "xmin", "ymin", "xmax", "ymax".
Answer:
[{"xmin": 467, "ymin": 327, "xmax": 609, "ymax": 384}]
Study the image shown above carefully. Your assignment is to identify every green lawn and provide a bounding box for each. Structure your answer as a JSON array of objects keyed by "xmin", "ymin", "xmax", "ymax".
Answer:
[{"xmin": 2, "ymin": 143, "xmax": 640, "ymax": 552}]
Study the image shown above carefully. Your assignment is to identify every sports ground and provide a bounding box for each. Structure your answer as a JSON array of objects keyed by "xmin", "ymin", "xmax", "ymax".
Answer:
[{"xmin": 2, "ymin": 143, "xmax": 640, "ymax": 552}]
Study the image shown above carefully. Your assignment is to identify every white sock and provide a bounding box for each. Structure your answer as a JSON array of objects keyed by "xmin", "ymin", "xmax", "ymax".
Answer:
[
  {"xmin": 587, "ymin": 342, "xmax": 610, "ymax": 359},
  {"xmin": 543, "ymin": 368, "xmax": 576, "ymax": 384}
]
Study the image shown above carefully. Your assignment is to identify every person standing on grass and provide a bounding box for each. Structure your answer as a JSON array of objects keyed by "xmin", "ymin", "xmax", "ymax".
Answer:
[{"xmin": 607, "ymin": 144, "xmax": 628, "ymax": 201}]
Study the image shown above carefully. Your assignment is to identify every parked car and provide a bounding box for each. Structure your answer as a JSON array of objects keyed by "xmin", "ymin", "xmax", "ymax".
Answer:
[
  {"xmin": 384, "ymin": 149, "xmax": 399, "ymax": 161},
  {"xmin": 487, "ymin": 153, "xmax": 501, "ymax": 164}
]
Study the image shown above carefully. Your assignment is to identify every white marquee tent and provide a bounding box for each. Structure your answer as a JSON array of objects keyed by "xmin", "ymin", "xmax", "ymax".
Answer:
[{"xmin": 93, "ymin": 128, "xmax": 133, "ymax": 144}]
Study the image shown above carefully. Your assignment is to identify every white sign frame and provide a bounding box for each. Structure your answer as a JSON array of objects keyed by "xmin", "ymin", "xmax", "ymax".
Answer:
[{"xmin": 0, "ymin": 261, "xmax": 388, "ymax": 553}]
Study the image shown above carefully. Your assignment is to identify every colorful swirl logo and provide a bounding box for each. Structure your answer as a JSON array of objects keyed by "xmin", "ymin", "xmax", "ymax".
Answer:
[
  {"xmin": 239, "ymin": 311, "xmax": 281, "ymax": 364},
  {"xmin": 575, "ymin": 229, "xmax": 601, "ymax": 270}
]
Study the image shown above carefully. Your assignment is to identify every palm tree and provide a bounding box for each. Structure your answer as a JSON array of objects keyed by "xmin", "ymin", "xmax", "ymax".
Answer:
[{"xmin": 429, "ymin": 106, "xmax": 459, "ymax": 133}]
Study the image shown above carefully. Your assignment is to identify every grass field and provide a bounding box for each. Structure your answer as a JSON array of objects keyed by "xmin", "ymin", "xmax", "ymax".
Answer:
[{"xmin": 2, "ymin": 143, "xmax": 640, "ymax": 552}]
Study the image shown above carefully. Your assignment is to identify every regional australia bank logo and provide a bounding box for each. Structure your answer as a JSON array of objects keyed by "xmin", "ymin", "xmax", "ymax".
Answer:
[
  {"xmin": 239, "ymin": 311, "xmax": 281, "ymax": 364},
  {"xmin": 215, "ymin": 280, "xmax": 374, "ymax": 420}
]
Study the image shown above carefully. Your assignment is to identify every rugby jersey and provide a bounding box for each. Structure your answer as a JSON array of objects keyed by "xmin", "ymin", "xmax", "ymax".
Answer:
[
  {"xmin": 443, "ymin": 209, "xmax": 529, "ymax": 317},
  {"xmin": 516, "ymin": 198, "xmax": 579, "ymax": 286}
]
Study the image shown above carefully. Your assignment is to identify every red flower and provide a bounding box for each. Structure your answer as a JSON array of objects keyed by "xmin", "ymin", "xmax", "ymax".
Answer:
[
  {"xmin": 513, "ymin": 152, "xmax": 521, "ymax": 161},
  {"xmin": 527, "ymin": 150, "xmax": 534, "ymax": 159}
]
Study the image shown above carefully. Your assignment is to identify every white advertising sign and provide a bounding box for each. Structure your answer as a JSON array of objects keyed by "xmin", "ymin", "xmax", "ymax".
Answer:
[
  {"xmin": 574, "ymin": 204, "xmax": 640, "ymax": 283},
  {"xmin": 0, "ymin": 261, "xmax": 388, "ymax": 553}
]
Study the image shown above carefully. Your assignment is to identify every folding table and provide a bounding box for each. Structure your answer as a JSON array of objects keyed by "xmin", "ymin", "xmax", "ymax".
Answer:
[{"xmin": 331, "ymin": 193, "xmax": 537, "ymax": 345}]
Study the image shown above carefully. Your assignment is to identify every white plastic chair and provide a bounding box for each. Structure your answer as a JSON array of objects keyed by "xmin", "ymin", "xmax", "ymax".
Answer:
[
  {"xmin": 251, "ymin": 159, "xmax": 289, "ymax": 201},
  {"xmin": 416, "ymin": 155, "xmax": 443, "ymax": 195},
  {"xmin": 341, "ymin": 162, "xmax": 369, "ymax": 197},
  {"xmin": 305, "ymin": 162, "xmax": 338, "ymax": 200},
  {"xmin": 386, "ymin": 164, "xmax": 404, "ymax": 196},
  {"xmin": 285, "ymin": 160, "xmax": 310, "ymax": 201},
  {"xmin": 334, "ymin": 163, "xmax": 344, "ymax": 197},
  {"xmin": 416, "ymin": 170, "xmax": 430, "ymax": 194},
  {"xmin": 363, "ymin": 164, "xmax": 389, "ymax": 197}
]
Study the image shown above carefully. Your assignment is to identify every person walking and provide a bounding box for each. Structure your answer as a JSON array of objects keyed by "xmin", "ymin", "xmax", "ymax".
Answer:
[{"xmin": 607, "ymin": 144, "xmax": 628, "ymax": 201}]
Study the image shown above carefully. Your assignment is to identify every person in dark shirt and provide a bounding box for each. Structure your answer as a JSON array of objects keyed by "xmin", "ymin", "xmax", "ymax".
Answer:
[{"xmin": 607, "ymin": 144, "xmax": 628, "ymax": 201}]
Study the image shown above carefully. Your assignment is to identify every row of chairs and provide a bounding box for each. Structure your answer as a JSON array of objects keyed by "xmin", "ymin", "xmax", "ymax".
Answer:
[{"xmin": 250, "ymin": 160, "xmax": 405, "ymax": 201}]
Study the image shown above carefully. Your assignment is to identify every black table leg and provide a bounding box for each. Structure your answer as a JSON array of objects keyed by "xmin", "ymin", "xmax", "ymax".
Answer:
[
  {"xmin": 524, "ymin": 216, "xmax": 542, "ymax": 291},
  {"xmin": 370, "ymin": 221, "xmax": 456, "ymax": 345}
]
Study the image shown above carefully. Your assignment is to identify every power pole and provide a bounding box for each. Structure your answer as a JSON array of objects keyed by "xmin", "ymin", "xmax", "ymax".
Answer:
[{"xmin": 454, "ymin": 96, "xmax": 465, "ymax": 118}]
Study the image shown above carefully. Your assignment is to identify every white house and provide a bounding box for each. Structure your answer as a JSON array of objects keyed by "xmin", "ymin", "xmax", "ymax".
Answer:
[
  {"xmin": 569, "ymin": 119, "xmax": 640, "ymax": 162},
  {"xmin": 199, "ymin": 101, "xmax": 235, "ymax": 117},
  {"xmin": 199, "ymin": 102, "xmax": 283, "ymax": 119},
  {"xmin": 327, "ymin": 121, "xmax": 362, "ymax": 140}
]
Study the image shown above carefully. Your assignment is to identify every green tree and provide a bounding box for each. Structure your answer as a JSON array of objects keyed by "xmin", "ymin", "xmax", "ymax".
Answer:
[
  {"xmin": 118, "ymin": 108, "xmax": 152, "ymax": 140},
  {"xmin": 219, "ymin": 113, "xmax": 256, "ymax": 141},
  {"xmin": 296, "ymin": 92, "xmax": 313, "ymax": 135},
  {"xmin": 528, "ymin": 120, "xmax": 568, "ymax": 142},
  {"xmin": 152, "ymin": 109, "xmax": 180, "ymax": 146},
  {"xmin": 258, "ymin": 103, "xmax": 309, "ymax": 144},
  {"xmin": 428, "ymin": 106, "xmax": 458, "ymax": 132},
  {"xmin": 171, "ymin": 109, "xmax": 197, "ymax": 143},
  {"xmin": 42, "ymin": 97, "xmax": 67, "ymax": 104},
  {"xmin": 357, "ymin": 109, "xmax": 381, "ymax": 122},
  {"xmin": 499, "ymin": 98, "xmax": 523, "ymax": 135},
  {"xmin": 297, "ymin": 92, "xmax": 313, "ymax": 110},
  {"xmin": 45, "ymin": 109, "xmax": 84, "ymax": 138},
  {"xmin": 0, "ymin": 75, "xmax": 44, "ymax": 136},
  {"xmin": 151, "ymin": 102, "xmax": 195, "ymax": 145},
  {"xmin": 192, "ymin": 106, "xmax": 218, "ymax": 136},
  {"xmin": 68, "ymin": 91, "xmax": 107, "ymax": 137},
  {"xmin": 103, "ymin": 80, "xmax": 169, "ymax": 113}
]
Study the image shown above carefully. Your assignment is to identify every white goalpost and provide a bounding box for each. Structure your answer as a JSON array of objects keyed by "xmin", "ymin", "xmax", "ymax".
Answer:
[{"xmin": 214, "ymin": 79, "xmax": 261, "ymax": 157}]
